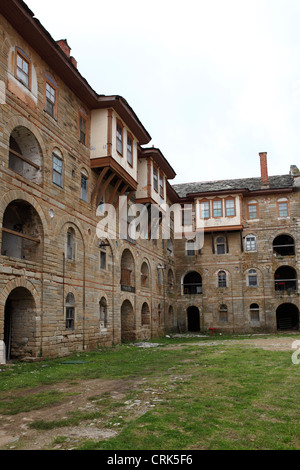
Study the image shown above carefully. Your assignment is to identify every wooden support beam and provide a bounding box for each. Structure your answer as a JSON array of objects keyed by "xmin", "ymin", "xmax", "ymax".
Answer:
[
  {"xmin": 2, "ymin": 227, "xmax": 40, "ymax": 243},
  {"xmin": 108, "ymin": 178, "xmax": 122, "ymax": 205},
  {"xmin": 91, "ymin": 167, "xmax": 109, "ymax": 204},
  {"xmin": 9, "ymin": 148, "xmax": 40, "ymax": 170},
  {"xmin": 96, "ymin": 172, "xmax": 115, "ymax": 207}
]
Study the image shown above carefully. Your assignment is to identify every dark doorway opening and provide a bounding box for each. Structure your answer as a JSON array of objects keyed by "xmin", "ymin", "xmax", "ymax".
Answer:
[
  {"xmin": 4, "ymin": 287, "xmax": 36, "ymax": 360},
  {"xmin": 276, "ymin": 303, "xmax": 299, "ymax": 331},
  {"xmin": 187, "ymin": 306, "xmax": 200, "ymax": 332}
]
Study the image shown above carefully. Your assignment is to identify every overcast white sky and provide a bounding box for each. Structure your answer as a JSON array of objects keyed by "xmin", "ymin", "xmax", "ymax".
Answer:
[{"xmin": 26, "ymin": 0, "xmax": 300, "ymax": 184}]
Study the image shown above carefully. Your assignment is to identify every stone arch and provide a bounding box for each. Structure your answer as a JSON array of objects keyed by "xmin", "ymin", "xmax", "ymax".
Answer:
[
  {"xmin": 121, "ymin": 299, "xmax": 135, "ymax": 342},
  {"xmin": 140, "ymin": 258, "xmax": 151, "ymax": 288},
  {"xmin": 120, "ymin": 248, "xmax": 135, "ymax": 292},
  {"xmin": 5, "ymin": 116, "xmax": 46, "ymax": 158},
  {"xmin": 187, "ymin": 305, "xmax": 200, "ymax": 332},
  {"xmin": 182, "ymin": 270, "xmax": 202, "ymax": 295},
  {"xmin": 0, "ymin": 190, "xmax": 49, "ymax": 241},
  {"xmin": 0, "ymin": 278, "xmax": 41, "ymax": 359},
  {"xmin": 276, "ymin": 303, "xmax": 299, "ymax": 331}
]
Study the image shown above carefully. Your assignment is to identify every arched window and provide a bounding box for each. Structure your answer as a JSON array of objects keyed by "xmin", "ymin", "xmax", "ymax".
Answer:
[
  {"xmin": 218, "ymin": 270, "xmax": 227, "ymax": 288},
  {"xmin": 80, "ymin": 169, "xmax": 89, "ymax": 202},
  {"xmin": 168, "ymin": 269, "xmax": 175, "ymax": 291},
  {"xmin": 245, "ymin": 234, "xmax": 257, "ymax": 252},
  {"xmin": 250, "ymin": 303, "xmax": 260, "ymax": 323},
  {"xmin": 183, "ymin": 271, "xmax": 202, "ymax": 295},
  {"xmin": 9, "ymin": 127, "xmax": 43, "ymax": 184},
  {"xmin": 66, "ymin": 227, "xmax": 76, "ymax": 261},
  {"xmin": 141, "ymin": 302, "xmax": 151, "ymax": 326},
  {"xmin": 219, "ymin": 304, "xmax": 228, "ymax": 322},
  {"xmin": 121, "ymin": 249, "xmax": 135, "ymax": 292},
  {"xmin": 66, "ymin": 293, "xmax": 75, "ymax": 330},
  {"xmin": 247, "ymin": 269, "xmax": 258, "ymax": 287},
  {"xmin": 141, "ymin": 261, "xmax": 150, "ymax": 288},
  {"xmin": 273, "ymin": 234, "xmax": 295, "ymax": 256},
  {"xmin": 1, "ymin": 200, "xmax": 43, "ymax": 262},
  {"xmin": 99, "ymin": 297, "xmax": 108, "ymax": 329}
]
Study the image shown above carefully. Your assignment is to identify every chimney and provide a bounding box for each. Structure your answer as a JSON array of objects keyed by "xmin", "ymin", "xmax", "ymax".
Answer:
[
  {"xmin": 259, "ymin": 152, "xmax": 269, "ymax": 185},
  {"xmin": 56, "ymin": 39, "xmax": 71, "ymax": 57}
]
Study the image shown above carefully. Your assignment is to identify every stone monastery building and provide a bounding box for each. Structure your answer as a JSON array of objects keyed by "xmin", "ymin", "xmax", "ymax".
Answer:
[{"xmin": 0, "ymin": 0, "xmax": 299, "ymax": 361}]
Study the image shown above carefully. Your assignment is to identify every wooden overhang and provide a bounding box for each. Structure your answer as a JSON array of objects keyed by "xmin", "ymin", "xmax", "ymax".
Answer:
[
  {"xmin": 139, "ymin": 147, "xmax": 176, "ymax": 180},
  {"xmin": 91, "ymin": 157, "xmax": 138, "ymax": 208}
]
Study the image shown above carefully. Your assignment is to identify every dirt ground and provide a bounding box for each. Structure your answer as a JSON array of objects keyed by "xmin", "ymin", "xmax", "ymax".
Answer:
[{"xmin": 0, "ymin": 335, "xmax": 298, "ymax": 450}]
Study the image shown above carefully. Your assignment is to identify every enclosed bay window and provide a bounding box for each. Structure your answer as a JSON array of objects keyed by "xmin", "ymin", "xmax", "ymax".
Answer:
[
  {"xmin": 127, "ymin": 134, "xmax": 133, "ymax": 166},
  {"xmin": 153, "ymin": 166, "xmax": 158, "ymax": 192}
]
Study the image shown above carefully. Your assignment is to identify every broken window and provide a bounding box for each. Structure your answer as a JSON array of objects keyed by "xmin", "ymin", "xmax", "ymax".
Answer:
[
  {"xmin": 275, "ymin": 266, "xmax": 297, "ymax": 292},
  {"xmin": 218, "ymin": 270, "xmax": 227, "ymax": 288},
  {"xmin": 219, "ymin": 304, "xmax": 228, "ymax": 322},
  {"xmin": 121, "ymin": 249, "xmax": 135, "ymax": 292},
  {"xmin": 216, "ymin": 236, "xmax": 226, "ymax": 254},
  {"xmin": 141, "ymin": 302, "xmax": 151, "ymax": 326},
  {"xmin": 9, "ymin": 127, "xmax": 43, "ymax": 184},
  {"xmin": 66, "ymin": 228, "xmax": 76, "ymax": 261},
  {"xmin": 99, "ymin": 297, "xmax": 108, "ymax": 329},
  {"xmin": 273, "ymin": 234, "xmax": 295, "ymax": 256},
  {"xmin": 141, "ymin": 261, "xmax": 150, "ymax": 288},
  {"xmin": 247, "ymin": 269, "xmax": 258, "ymax": 287},
  {"xmin": 65, "ymin": 293, "xmax": 75, "ymax": 330},
  {"xmin": 81, "ymin": 171, "xmax": 88, "ymax": 202},
  {"xmin": 250, "ymin": 303, "xmax": 260, "ymax": 323},
  {"xmin": 183, "ymin": 271, "xmax": 202, "ymax": 295},
  {"xmin": 1, "ymin": 200, "xmax": 43, "ymax": 262}
]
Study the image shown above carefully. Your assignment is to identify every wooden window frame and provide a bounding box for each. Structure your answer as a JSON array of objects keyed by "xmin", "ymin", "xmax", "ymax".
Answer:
[
  {"xmin": 153, "ymin": 165, "xmax": 158, "ymax": 192},
  {"xmin": 225, "ymin": 197, "xmax": 236, "ymax": 218},
  {"xmin": 212, "ymin": 198, "xmax": 223, "ymax": 218},
  {"xmin": 218, "ymin": 271, "xmax": 227, "ymax": 288},
  {"xmin": 44, "ymin": 78, "xmax": 58, "ymax": 119},
  {"xmin": 80, "ymin": 171, "xmax": 89, "ymax": 202},
  {"xmin": 79, "ymin": 112, "xmax": 88, "ymax": 146},
  {"xmin": 116, "ymin": 120, "xmax": 124, "ymax": 156},
  {"xmin": 127, "ymin": 133, "xmax": 133, "ymax": 167},
  {"xmin": 200, "ymin": 199, "xmax": 210, "ymax": 219},
  {"xmin": 247, "ymin": 269, "xmax": 258, "ymax": 287},
  {"xmin": 52, "ymin": 152, "xmax": 63, "ymax": 188},
  {"xmin": 245, "ymin": 234, "xmax": 257, "ymax": 252},
  {"xmin": 277, "ymin": 199, "xmax": 290, "ymax": 218},
  {"xmin": 15, "ymin": 49, "xmax": 31, "ymax": 89},
  {"xmin": 247, "ymin": 202, "xmax": 259, "ymax": 220},
  {"xmin": 159, "ymin": 172, "xmax": 164, "ymax": 199}
]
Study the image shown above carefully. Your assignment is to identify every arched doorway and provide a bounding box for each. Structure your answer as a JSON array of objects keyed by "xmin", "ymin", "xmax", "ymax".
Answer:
[
  {"xmin": 121, "ymin": 299, "xmax": 135, "ymax": 342},
  {"xmin": 276, "ymin": 304, "xmax": 299, "ymax": 331},
  {"xmin": 187, "ymin": 306, "xmax": 200, "ymax": 332},
  {"xmin": 4, "ymin": 287, "xmax": 37, "ymax": 360}
]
